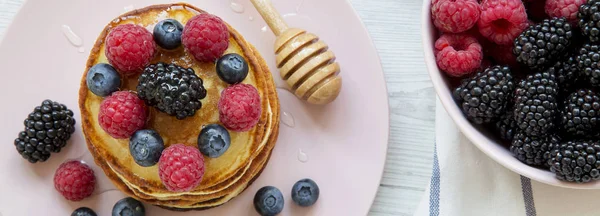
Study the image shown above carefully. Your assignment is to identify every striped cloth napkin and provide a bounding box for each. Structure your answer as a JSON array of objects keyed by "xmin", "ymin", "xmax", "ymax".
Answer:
[{"xmin": 414, "ymin": 98, "xmax": 600, "ymax": 216}]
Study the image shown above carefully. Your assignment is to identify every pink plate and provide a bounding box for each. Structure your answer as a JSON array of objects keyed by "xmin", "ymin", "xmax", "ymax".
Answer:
[{"xmin": 0, "ymin": 0, "xmax": 389, "ymax": 215}]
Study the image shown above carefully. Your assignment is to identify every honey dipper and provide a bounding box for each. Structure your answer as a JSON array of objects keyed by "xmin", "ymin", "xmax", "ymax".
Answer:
[{"xmin": 250, "ymin": 0, "xmax": 342, "ymax": 105}]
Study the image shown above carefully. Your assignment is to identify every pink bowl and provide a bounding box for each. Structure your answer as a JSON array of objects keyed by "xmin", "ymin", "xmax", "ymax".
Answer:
[{"xmin": 421, "ymin": 0, "xmax": 600, "ymax": 189}]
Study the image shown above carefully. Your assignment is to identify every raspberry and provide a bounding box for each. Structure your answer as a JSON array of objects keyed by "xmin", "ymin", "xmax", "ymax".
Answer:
[
  {"xmin": 431, "ymin": 0, "xmax": 481, "ymax": 33},
  {"xmin": 478, "ymin": 0, "xmax": 529, "ymax": 45},
  {"xmin": 105, "ymin": 24, "xmax": 156, "ymax": 75},
  {"xmin": 158, "ymin": 144, "xmax": 205, "ymax": 192},
  {"xmin": 434, "ymin": 33, "xmax": 483, "ymax": 77},
  {"xmin": 218, "ymin": 84, "xmax": 262, "ymax": 132},
  {"xmin": 431, "ymin": 0, "xmax": 477, "ymax": 5},
  {"xmin": 546, "ymin": 0, "xmax": 585, "ymax": 23},
  {"xmin": 53, "ymin": 161, "xmax": 96, "ymax": 201},
  {"xmin": 182, "ymin": 14, "xmax": 230, "ymax": 62},
  {"xmin": 98, "ymin": 91, "xmax": 147, "ymax": 139}
]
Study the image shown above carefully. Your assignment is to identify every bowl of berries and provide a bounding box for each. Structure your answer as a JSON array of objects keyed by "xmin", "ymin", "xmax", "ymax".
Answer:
[{"xmin": 422, "ymin": 0, "xmax": 600, "ymax": 188}]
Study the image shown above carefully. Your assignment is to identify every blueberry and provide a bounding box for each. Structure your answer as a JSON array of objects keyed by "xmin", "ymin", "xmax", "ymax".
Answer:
[
  {"xmin": 197, "ymin": 124, "xmax": 231, "ymax": 158},
  {"xmin": 291, "ymin": 178, "xmax": 320, "ymax": 207},
  {"xmin": 216, "ymin": 53, "xmax": 249, "ymax": 84},
  {"xmin": 86, "ymin": 63, "xmax": 121, "ymax": 97},
  {"xmin": 153, "ymin": 19, "xmax": 183, "ymax": 50},
  {"xmin": 254, "ymin": 186, "xmax": 284, "ymax": 216},
  {"xmin": 129, "ymin": 129, "xmax": 164, "ymax": 167},
  {"xmin": 71, "ymin": 207, "xmax": 97, "ymax": 216},
  {"xmin": 112, "ymin": 197, "xmax": 145, "ymax": 216}
]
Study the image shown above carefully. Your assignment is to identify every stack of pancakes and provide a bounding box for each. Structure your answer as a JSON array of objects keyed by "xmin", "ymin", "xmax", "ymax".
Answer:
[{"xmin": 78, "ymin": 3, "xmax": 280, "ymax": 210}]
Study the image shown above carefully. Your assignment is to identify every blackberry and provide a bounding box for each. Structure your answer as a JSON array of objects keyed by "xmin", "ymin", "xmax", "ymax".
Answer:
[
  {"xmin": 137, "ymin": 63, "xmax": 207, "ymax": 119},
  {"xmin": 548, "ymin": 140, "xmax": 600, "ymax": 183},
  {"xmin": 579, "ymin": 0, "xmax": 600, "ymax": 42},
  {"xmin": 510, "ymin": 132, "xmax": 560, "ymax": 167},
  {"xmin": 14, "ymin": 100, "xmax": 76, "ymax": 163},
  {"xmin": 576, "ymin": 43, "xmax": 600, "ymax": 87},
  {"xmin": 550, "ymin": 55, "xmax": 580, "ymax": 96},
  {"xmin": 453, "ymin": 66, "xmax": 515, "ymax": 124},
  {"xmin": 496, "ymin": 110, "xmax": 517, "ymax": 141},
  {"xmin": 513, "ymin": 18, "xmax": 573, "ymax": 71},
  {"xmin": 560, "ymin": 89, "xmax": 600, "ymax": 137},
  {"xmin": 514, "ymin": 71, "xmax": 559, "ymax": 137}
]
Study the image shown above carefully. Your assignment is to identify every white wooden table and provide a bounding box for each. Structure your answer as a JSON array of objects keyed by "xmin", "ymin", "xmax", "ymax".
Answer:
[{"xmin": 0, "ymin": 0, "xmax": 435, "ymax": 215}]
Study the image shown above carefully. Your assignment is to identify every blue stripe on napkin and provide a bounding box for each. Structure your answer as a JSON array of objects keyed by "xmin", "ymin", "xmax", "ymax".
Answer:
[
  {"xmin": 520, "ymin": 176, "xmax": 537, "ymax": 216},
  {"xmin": 429, "ymin": 144, "xmax": 440, "ymax": 216}
]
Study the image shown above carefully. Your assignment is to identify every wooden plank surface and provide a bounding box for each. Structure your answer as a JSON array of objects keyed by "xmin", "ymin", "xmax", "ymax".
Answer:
[
  {"xmin": 349, "ymin": 0, "xmax": 435, "ymax": 215},
  {"xmin": 0, "ymin": 0, "xmax": 435, "ymax": 215}
]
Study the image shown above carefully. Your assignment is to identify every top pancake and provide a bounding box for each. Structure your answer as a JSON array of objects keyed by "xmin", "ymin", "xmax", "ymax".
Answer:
[{"xmin": 79, "ymin": 3, "xmax": 279, "ymax": 200}]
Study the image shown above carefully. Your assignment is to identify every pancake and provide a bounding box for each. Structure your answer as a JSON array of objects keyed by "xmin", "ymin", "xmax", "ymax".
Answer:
[
  {"xmin": 90, "ymin": 117, "xmax": 278, "ymax": 209},
  {"xmin": 89, "ymin": 113, "xmax": 278, "ymax": 209},
  {"xmin": 78, "ymin": 3, "xmax": 280, "ymax": 210}
]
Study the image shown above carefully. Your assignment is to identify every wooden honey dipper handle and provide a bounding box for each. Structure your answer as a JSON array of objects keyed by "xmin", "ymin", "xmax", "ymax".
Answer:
[
  {"xmin": 250, "ymin": 0, "xmax": 342, "ymax": 105},
  {"xmin": 249, "ymin": 0, "xmax": 288, "ymax": 36}
]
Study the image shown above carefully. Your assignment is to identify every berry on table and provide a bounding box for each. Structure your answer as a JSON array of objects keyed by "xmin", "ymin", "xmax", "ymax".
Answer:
[
  {"xmin": 71, "ymin": 207, "xmax": 97, "ymax": 216},
  {"xmin": 14, "ymin": 100, "xmax": 76, "ymax": 163},
  {"xmin": 513, "ymin": 71, "xmax": 559, "ymax": 137},
  {"xmin": 218, "ymin": 84, "xmax": 262, "ymax": 132},
  {"xmin": 478, "ymin": 0, "xmax": 529, "ymax": 45},
  {"xmin": 86, "ymin": 63, "xmax": 121, "ymax": 97},
  {"xmin": 53, "ymin": 161, "xmax": 96, "ymax": 201},
  {"xmin": 560, "ymin": 89, "xmax": 600, "ymax": 137},
  {"xmin": 129, "ymin": 129, "xmax": 164, "ymax": 167},
  {"xmin": 453, "ymin": 66, "xmax": 515, "ymax": 124},
  {"xmin": 105, "ymin": 24, "xmax": 156, "ymax": 75},
  {"xmin": 137, "ymin": 63, "xmax": 207, "ymax": 120},
  {"xmin": 158, "ymin": 144, "xmax": 205, "ymax": 192},
  {"xmin": 254, "ymin": 186, "xmax": 284, "ymax": 216},
  {"xmin": 548, "ymin": 140, "xmax": 600, "ymax": 183},
  {"xmin": 198, "ymin": 124, "xmax": 231, "ymax": 158},
  {"xmin": 216, "ymin": 53, "xmax": 249, "ymax": 84},
  {"xmin": 545, "ymin": 0, "xmax": 586, "ymax": 23},
  {"xmin": 431, "ymin": 0, "xmax": 480, "ymax": 33},
  {"xmin": 182, "ymin": 13, "xmax": 230, "ymax": 62},
  {"xmin": 98, "ymin": 91, "xmax": 148, "ymax": 139},
  {"xmin": 153, "ymin": 19, "xmax": 184, "ymax": 50},
  {"xmin": 513, "ymin": 18, "xmax": 572, "ymax": 71},
  {"xmin": 434, "ymin": 33, "xmax": 483, "ymax": 77},
  {"xmin": 291, "ymin": 178, "xmax": 320, "ymax": 207},
  {"xmin": 112, "ymin": 197, "xmax": 145, "ymax": 216},
  {"xmin": 511, "ymin": 133, "xmax": 560, "ymax": 167}
]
